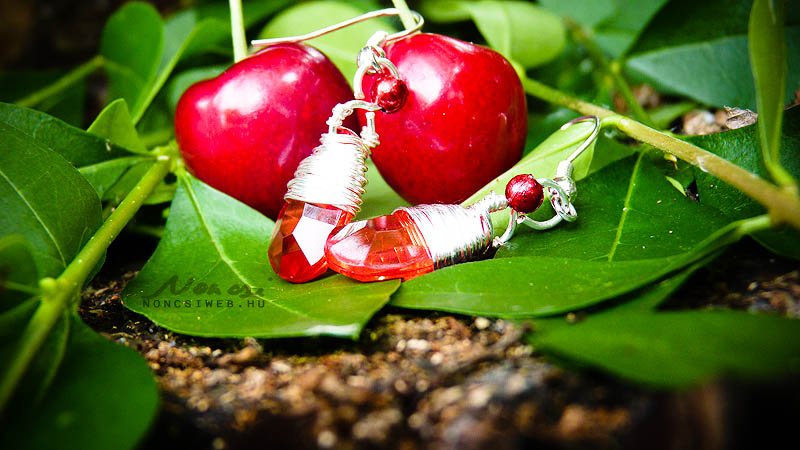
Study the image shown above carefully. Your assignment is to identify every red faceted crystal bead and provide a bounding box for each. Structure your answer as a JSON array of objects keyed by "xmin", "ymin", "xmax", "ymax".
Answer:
[
  {"xmin": 325, "ymin": 211, "xmax": 434, "ymax": 282},
  {"xmin": 269, "ymin": 199, "xmax": 354, "ymax": 283}
]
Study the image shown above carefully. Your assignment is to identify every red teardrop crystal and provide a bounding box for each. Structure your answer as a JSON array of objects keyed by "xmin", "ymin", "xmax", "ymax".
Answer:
[
  {"xmin": 325, "ymin": 211, "xmax": 434, "ymax": 282},
  {"xmin": 268, "ymin": 199, "xmax": 354, "ymax": 283}
]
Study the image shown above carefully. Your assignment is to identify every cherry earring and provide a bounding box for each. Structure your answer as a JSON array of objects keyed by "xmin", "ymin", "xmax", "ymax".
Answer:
[
  {"xmin": 257, "ymin": 10, "xmax": 424, "ymax": 283},
  {"xmin": 324, "ymin": 116, "xmax": 600, "ymax": 282}
]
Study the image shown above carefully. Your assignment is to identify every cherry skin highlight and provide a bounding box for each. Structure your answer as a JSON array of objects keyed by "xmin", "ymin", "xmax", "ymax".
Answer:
[
  {"xmin": 175, "ymin": 43, "xmax": 356, "ymax": 220},
  {"xmin": 359, "ymin": 33, "xmax": 527, "ymax": 205}
]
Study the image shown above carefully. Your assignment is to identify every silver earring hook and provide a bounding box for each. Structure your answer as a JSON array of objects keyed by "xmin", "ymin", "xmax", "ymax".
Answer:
[
  {"xmin": 251, "ymin": 8, "xmax": 424, "ymax": 48},
  {"xmin": 561, "ymin": 115, "xmax": 600, "ymax": 165},
  {"xmin": 517, "ymin": 115, "xmax": 599, "ymax": 233}
]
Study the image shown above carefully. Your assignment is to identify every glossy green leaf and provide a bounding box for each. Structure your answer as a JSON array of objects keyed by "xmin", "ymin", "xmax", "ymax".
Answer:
[
  {"xmin": 498, "ymin": 154, "xmax": 729, "ymax": 261},
  {"xmin": 0, "ymin": 236, "xmax": 38, "ymax": 313},
  {"xmin": 259, "ymin": 1, "xmax": 397, "ymax": 82},
  {"xmin": 184, "ymin": 0, "xmax": 294, "ymax": 29},
  {"xmin": 100, "ymin": 2, "xmax": 164, "ymax": 116},
  {"xmin": 591, "ymin": 0, "xmax": 669, "ymax": 58},
  {"xmin": 539, "ymin": 0, "xmax": 667, "ymax": 57},
  {"xmin": 0, "ymin": 70, "xmax": 86, "ymax": 127},
  {"xmin": 0, "ymin": 122, "xmax": 102, "ymax": 278},
  {"xmin": 626, "ymin": 0, "xmax": 800, "ymax": 109},
  {"xmin": 0, "ymin": 102, "xmax": 131, "ymax": 168},
  {"xmin": 78, "ymin": 157, "xmax": 155, "ymax": 201},
  {"xmin": 392, "ymin": 255, "xmax": 686, "ymax": 317},
  {"xmin": 418, "ymin": 0, "xmax": 472, "ymax": 23},
  {"xmin": 0, "ymin": 99, "xmax": 156, "ymax": 200},
  {"xmin": 391, "ymin": 154, "xmax": 730, "ymax": 317},
  {"xmin": 123, "ymin": 171, "xmax": 400, "ymax": 339},
  {"xmin": 420, "ymin": 0, "xmax": 566, "ymax": 68},
  {"xmin": 531, "ymin": 309, "xmax": 800, "ymax": 387},
  {"xmin": 690, "ymin": 107, "xmax": 800, "ymax": 258},
  {"xmin": 749, "ymin": 0, "xmax": 790, "ymax": 184},
  {"xmin": 87, "ymin": 99, "xmax": 148, "ymax": 154},
  {"xmin": 538, "ymin": 0, "xmax": 616, "ymax": 28},
  {"xmin": 1, "ymin": 314, "xmax": 159, "ymax": 450}
]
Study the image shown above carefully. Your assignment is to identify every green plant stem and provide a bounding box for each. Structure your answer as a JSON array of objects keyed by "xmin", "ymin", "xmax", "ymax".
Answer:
[
  {"xmin": 1, "ymin": 281, "xmax": 40, "ymax": 296},
  {"xmin": 229, "ymin": 0, "xmax": 247, "ymax": 62},
  {"xmin": 391, "ymin": 0, "xmax": 417, "ymax": 30},
  {"xmin": 749, "ymin": 0, "xmax": 795, "ymax": 188},
  {"xmin": 568, "ymin": 23, "xmax": 655, "ymax": 127},
  {"xmin": 521, "ymin": 76, "xmax": 800, "ymax": 230},
  {"xmin": 0, "ymin": 155, "xmax": 172, "ymax": 413},
  {"xmin": 14, "ymin": 55, "xmax": 105, "ymax": 108}
]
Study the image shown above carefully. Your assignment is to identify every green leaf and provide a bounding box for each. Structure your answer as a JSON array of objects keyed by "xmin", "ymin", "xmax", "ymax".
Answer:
[
  {"xmin": 0, "ymin": 101, "xmax": 155, "ymax": 200},
  {"xmin": 418, "ymin": 0, "xmax": 472, "ymax": 23},
  {"xmin": 259, "ymin": 1, "xmax": 397, "ymax": 83},
  {"xmin": 0, "ymin": 236, "xmax": 38, "ymax": 313},
  {"xmin": 391, "ymin": 256, "xmax": 686, "ymax": 317},
  {"xmin": 87, "ymin": 99, "xmax": 148, "ymax": 154},
  {"xmin": 123, "ymin": 171, "xmax": 400, "ymax": 339},
  {"xmin": 626, "ymin": 0, "xmax": 800, "ymax": 109},
  {"xmin": 591, "ymin": 0, "xmax": 670, "ymax": 58},
  {"xmin": 749, "ymin": 0, "xmax": 792, "ymax": 185},
  {"xmin": 538, "ymin": 0, "xmax": 616, "ymax": 28},
  {"xmin": 530, "ymin": 309, "xmax": 800, "ymax": 387},
  {"xmin": 421, "ymin": 0, "xmax": 566, "ymax": 68},
  {"xmin": 499, "ymin": 154, "xmax": 729, "ymax": 261},
  {"xmin": 78, "ymin": 157, "xmax": 155, "ymax": 201},
  {"xmin": 100, "ymin": 2, "xmax": 164, "ymax": 116},
  {"xmin": 690, "ymin": 107, "xmax": 800, "ymax": 258},
  {"xmin": 1, "ymin": 314, "xmax": 159, "ymax": 450},
  {"xmin": 539, "ymin": 0, "xmax": 667, "ymax": 58},
  {"xmin": 0, "ymin": 122, "xmax": 103, "ymax": 278},
  {"xmin": 185, "ymin": 0, "xmax": 294, "ymax": 29},
  {"xmin": 0, "ymin": 70, "xmax": 86, "ymax": 127},
  {"xmin": 0, "ymin": 102, "xmax": 131, "ymax": 168},
  {"xmin": 391, "ymin": 154, "xmax": 730, "ymax": 317}
]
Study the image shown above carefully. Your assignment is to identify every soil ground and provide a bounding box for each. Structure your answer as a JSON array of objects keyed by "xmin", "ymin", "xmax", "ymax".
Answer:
[{"xmin": 79, "ymin": 238, "xmax": 800, "ymax": 450}]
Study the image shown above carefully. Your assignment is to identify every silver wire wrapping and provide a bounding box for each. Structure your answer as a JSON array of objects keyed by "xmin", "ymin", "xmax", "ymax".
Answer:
[
  {"xmin": 395, "ymin": 192, "xmax": 507, "ymax": 269},
  {"xmin": 284, "ymin": 101, "xmax": 382, "ymax": 216}
]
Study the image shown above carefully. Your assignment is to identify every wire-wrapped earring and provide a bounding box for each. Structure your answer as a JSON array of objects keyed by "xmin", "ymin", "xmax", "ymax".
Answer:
[
  {"xmin": 257, "ymin": 10, "xmax": 424, "ymax": 283},
  {"xmin": 323, "ymin": 116, "xmax": 600, "ymax": 282}
]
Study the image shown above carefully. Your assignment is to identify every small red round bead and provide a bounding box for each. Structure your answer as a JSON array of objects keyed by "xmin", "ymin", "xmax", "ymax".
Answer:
[
  {"xmin": 505, "ymin": 174, "xmax": 544, "ymax": 214},
  {"xmin": 371, "ymin": 75, "xmax": 408, "ymax": 113}
]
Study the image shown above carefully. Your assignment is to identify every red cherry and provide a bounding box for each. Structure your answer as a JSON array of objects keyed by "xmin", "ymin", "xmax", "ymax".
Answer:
[
  {"xmin": 371, "ymin": 74, "xmax": 408, "ymax": 113},
  {"xmin": 505, "ymin": 174, "xmax": 544, "ymax": 214},
  {"xmin": 175, "ymin": 43, "xmax": 356, "ymax": 220},
  {"xmin": 359, "ymin": 33, "xmax": 527, "ymax": 205}
]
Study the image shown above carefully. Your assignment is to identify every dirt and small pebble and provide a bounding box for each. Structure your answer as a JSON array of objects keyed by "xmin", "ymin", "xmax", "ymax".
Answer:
[{"xmin": 78, "ymin": 240, "xmax": 800, "ymax": 450}]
